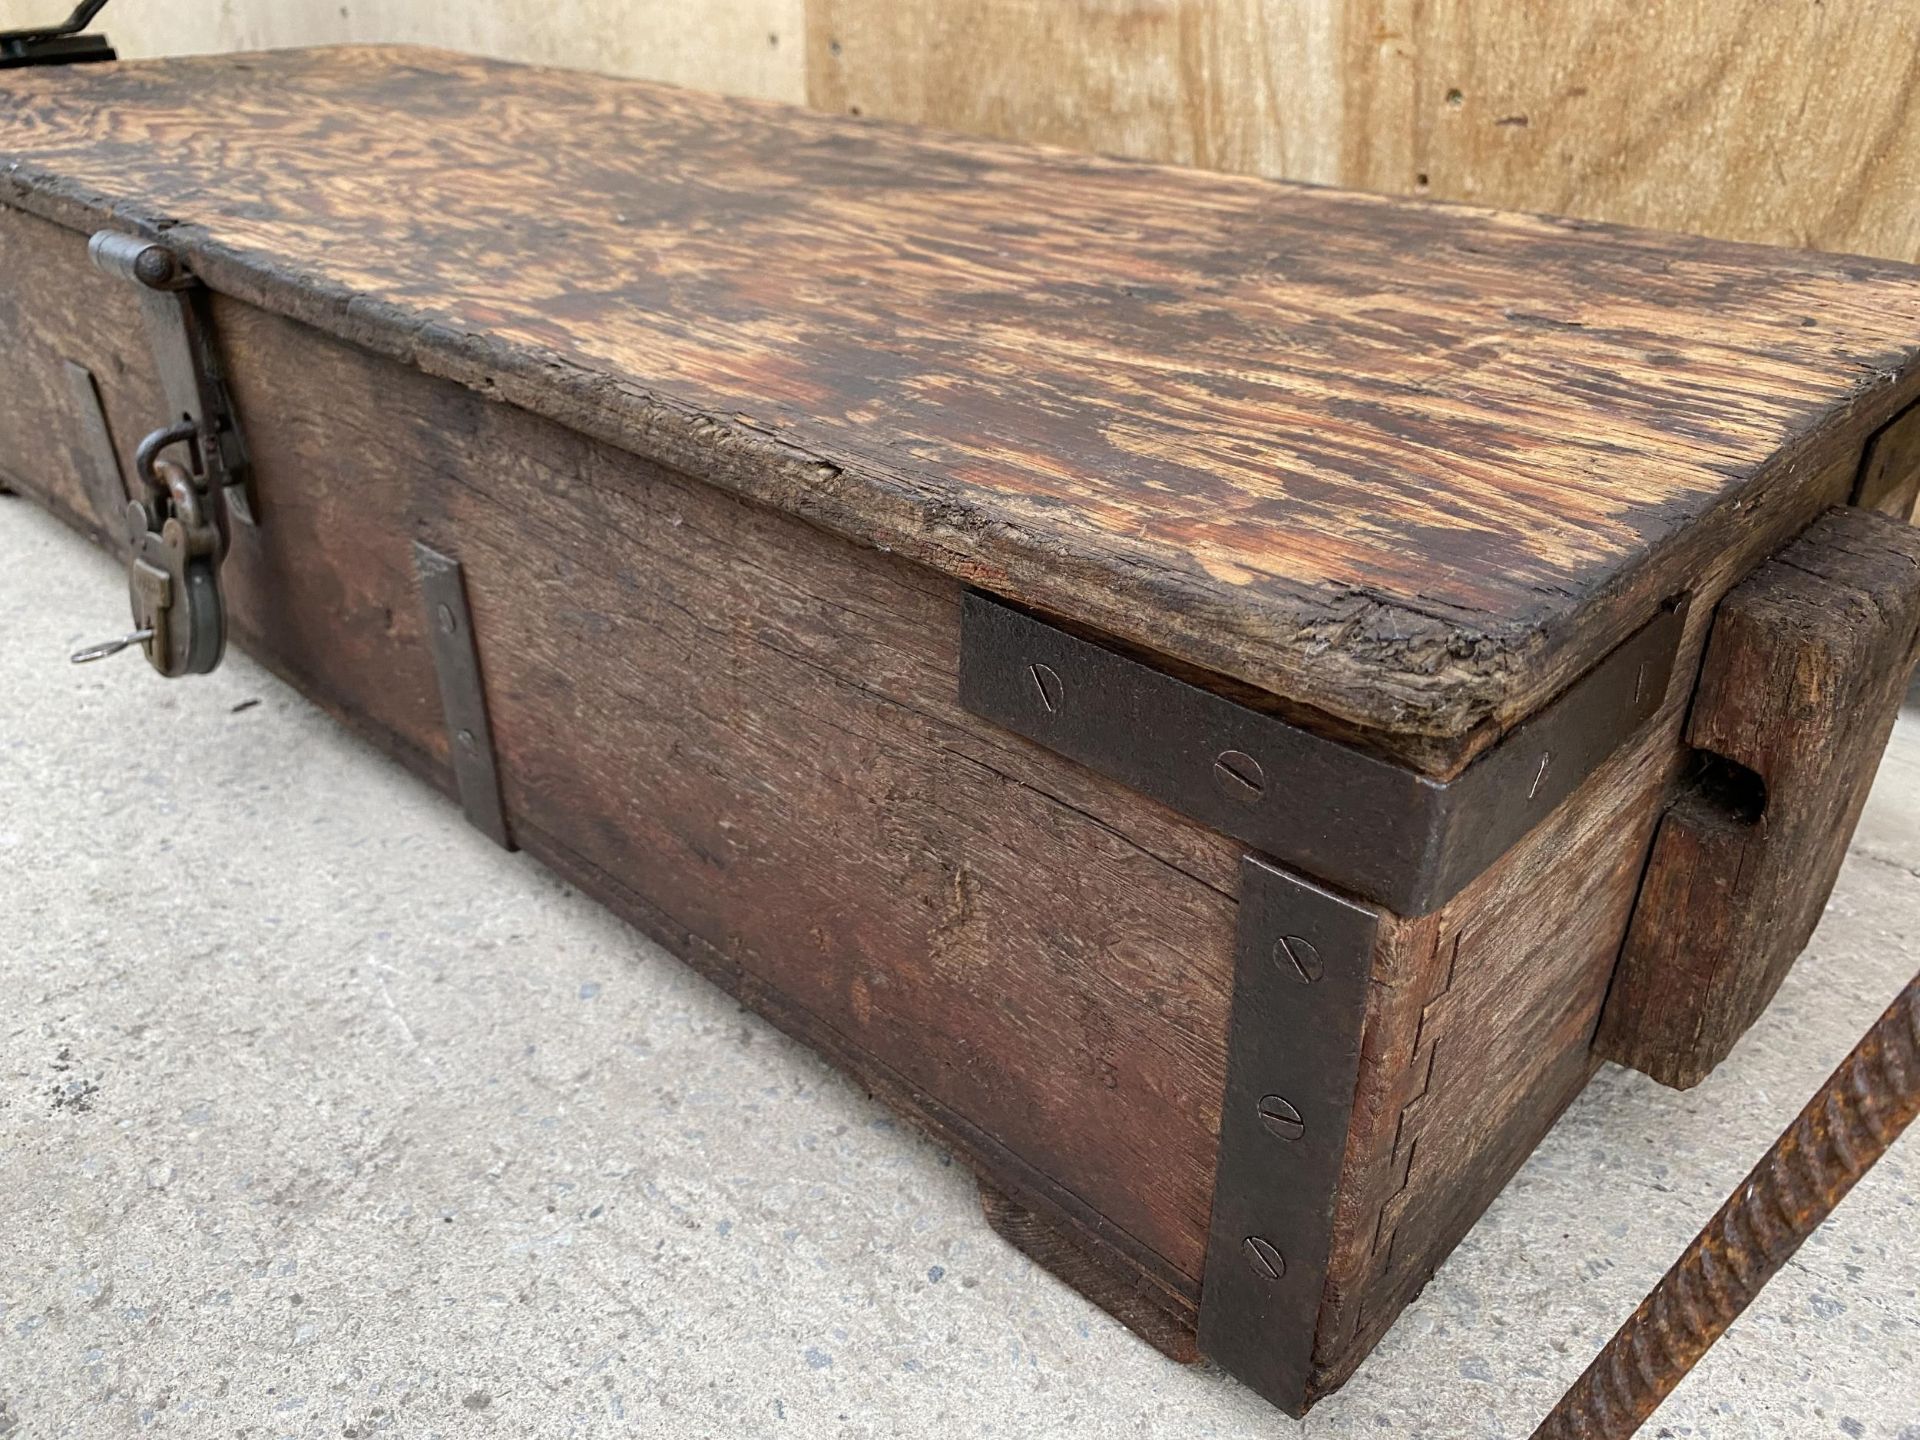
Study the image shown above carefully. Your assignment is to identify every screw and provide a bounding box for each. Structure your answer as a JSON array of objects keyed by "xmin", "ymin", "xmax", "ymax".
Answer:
[
  {"xmin": 1528, "ymin": 751, "xmax": 1553, "ymax": 801},
  {"xmin": 1212, "ymin": 749, "xmax": 1265, "ymax": 801},
  {"xmin": 456, "ymin": 728, "xmax": 477, "ymax": 753},
  {"xmin": 437, "ymin": 602, "xmax": 458, "ymax": 635},
  {"xmin": 1258, "ymin": 1095, "xmax": 1305, "ymax": 1141},
  {"xmin": 1275, "ymin": 934, "xmax": 1322, "ymax": 984},
  {"xmin": 1242, "ymin": 1236, "xmax": 1286, "ymax": 1281},
  {"xmin": 1029, "ymin": 662, "xmax": 1063, "ymax": 714}
]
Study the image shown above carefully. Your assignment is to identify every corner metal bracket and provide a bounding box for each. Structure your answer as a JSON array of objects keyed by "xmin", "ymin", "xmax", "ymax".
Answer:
[
  {"xmin": 1197, "ymin": 854, "xmax": 1378, "ymax": 1415},
  {"xmin": 414, "ymin": 542, "xmax": 515, "ymax": 851},
  {"xmin": 958, "ymin": 592, "xmax": 1685, "ymax": 915}
]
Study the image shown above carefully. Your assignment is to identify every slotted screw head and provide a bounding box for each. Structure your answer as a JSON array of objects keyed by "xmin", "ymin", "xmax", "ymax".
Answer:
[
  {"xmin": 1275, "ymin": 934, "xmax": 1322, "ymax": 984},
  {"xmin": 1213, "ymin": 749, "xmax": 1265, "ymax": 800},
  {"xmin": 1242, "ymin": 1236, "xmax": 1286, "ymax": 1281},
  {"xmin": 1028, "ymin": 662, "xmax": 1063, "ymax": 714},
  {"xmin": 1257, "ymin": 1094, "xmax": 1305, "ymax": 1141}
]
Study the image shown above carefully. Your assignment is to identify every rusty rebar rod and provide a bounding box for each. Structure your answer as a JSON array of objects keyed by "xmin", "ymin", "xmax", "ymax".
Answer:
[{"xmin": 1531, "ymin": 970, "xmax": 1920, "ymax": 1440}]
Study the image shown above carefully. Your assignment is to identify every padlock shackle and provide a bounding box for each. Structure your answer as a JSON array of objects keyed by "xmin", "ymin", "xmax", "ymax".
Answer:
[{"xmin": 134, "ymin": 418, "xmax": 197, "ymax": 494}]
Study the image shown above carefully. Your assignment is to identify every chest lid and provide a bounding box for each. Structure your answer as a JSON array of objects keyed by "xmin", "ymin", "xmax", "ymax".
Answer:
[{"xmin": 5, "ymin": 46, "xmax": 1919, "ymax": 771}]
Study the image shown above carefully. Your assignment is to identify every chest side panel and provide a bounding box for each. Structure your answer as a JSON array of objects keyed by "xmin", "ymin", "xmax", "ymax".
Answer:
[{"xmin": 0, "ymin": 203, "xmax": 1243, "ymax": 1301}]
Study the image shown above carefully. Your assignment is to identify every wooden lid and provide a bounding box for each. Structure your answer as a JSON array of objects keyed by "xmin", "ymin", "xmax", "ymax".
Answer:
[{"xmin": 5, "ymin": 47, "xmax": 1918, "ymax": 768}]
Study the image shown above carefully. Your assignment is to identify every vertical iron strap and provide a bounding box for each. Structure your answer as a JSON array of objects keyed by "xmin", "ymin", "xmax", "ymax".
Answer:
[
  {"xmin": 1197, "ymin": 854, "xmax": 1379, "ymax": 1415},
  {"xmin": 62, "ymin": 359, "xmax": 128, "ymax": 534},
  {"xmin": 414, "ymin": 542, "xmax": 515, "ymax": 851}
]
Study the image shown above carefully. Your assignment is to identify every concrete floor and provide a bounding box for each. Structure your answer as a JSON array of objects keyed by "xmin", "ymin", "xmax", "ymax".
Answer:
[{"xmin": 0, "ymin": 495, "xmax": 1915, "ymax": 1440}]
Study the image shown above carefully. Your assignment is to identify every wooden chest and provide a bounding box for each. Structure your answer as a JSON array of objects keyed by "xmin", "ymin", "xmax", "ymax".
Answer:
[{"xmin": 3, "ymin": 48, "xmax": 1919, "ymax": 1416}]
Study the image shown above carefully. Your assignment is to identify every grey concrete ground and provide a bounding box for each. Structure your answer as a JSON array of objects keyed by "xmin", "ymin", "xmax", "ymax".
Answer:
[{"xmin": 0, "ymin": 494, "xmax": 1915, "ymax": 1439}]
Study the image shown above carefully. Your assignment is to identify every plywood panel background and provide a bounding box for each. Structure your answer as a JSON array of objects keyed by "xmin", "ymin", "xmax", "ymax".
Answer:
[
  {"xmin": 808, "ymin": 0, "xmax": 1920, "ymax": 263},
  {"xmin": 68, "ymin": 0, "xmax": 1920, "ymax": 259},
  {"xmin": 99, "ymin": 0, "xmax": 808, "ymax": 102}
]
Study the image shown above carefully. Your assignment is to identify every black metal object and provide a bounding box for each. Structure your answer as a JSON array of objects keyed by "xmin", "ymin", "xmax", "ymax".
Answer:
[
  {"xmin": 62, "ymin": 359, "xmax": 128, "ymax": 533},
  {"xmin": 415, "ymin": 542, "xmax": 516, "ymax": 851},
  {"xmin": 1196, "ymin": 854, "xmax": 1379, "ymax": 1415},
  {"xmin": 0, "ymin": 1, "xmax": 114, "ymax": 68},
  {"xmin": 959, "ymin": 592, "xmax": 1686, "ymax": 916},
  {"xmin": 1531, "ymin": 968, "xmax": 1920, "ymax": 1439}
]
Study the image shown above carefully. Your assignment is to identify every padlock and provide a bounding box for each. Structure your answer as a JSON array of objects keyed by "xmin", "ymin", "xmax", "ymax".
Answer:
[{"xmin": 71, "ymin": 425, "xmax": 226, "ymax": 676}]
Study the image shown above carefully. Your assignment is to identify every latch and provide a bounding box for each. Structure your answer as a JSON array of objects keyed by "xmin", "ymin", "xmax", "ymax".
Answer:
[{"xmin": 71, "ymin": 230, "xmax": 252, "ymax": 677}]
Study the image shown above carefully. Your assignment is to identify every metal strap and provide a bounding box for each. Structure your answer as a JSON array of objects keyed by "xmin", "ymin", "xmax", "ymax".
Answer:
[
  {"xmin": 62, "ymin": 360, "xmax": 128, "ymax": 533},
  {"xmin": 1196, "ymin": 854, "xmax": 1378, "ymax": 1414},
  {"xmin": 959, "ymin": 592, "xmax": 1685, "ymax": 915},
  {"xmin": 414, "ymin": 542, "xmax": 515, "ymax": 850}
]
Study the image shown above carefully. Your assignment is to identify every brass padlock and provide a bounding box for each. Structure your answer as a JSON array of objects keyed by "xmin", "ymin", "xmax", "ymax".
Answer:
[{"xmin": 71, "ymin": 424, "xmax": 227, "ymax": 676}]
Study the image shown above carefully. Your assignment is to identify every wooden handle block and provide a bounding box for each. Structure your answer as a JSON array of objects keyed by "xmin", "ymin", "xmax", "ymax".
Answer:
[{"xmin": 1596, "ymin": 507, "xmax": 1920, "ymax": 1089}]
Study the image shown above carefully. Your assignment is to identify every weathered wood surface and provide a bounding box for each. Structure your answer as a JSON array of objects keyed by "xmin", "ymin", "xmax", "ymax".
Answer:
[
  {"xmin": 1596, "ymin": 510, "xmax": 1920, "ymax": 1090},
  {"xmin": 808, "ymin": 0, "xmax": 1920, "ymax": 265},
  {"xmin": 1307, "ymin": 417, "xmax": 1873, "ymax": 1395},
  {"xmin": 5, "ymin": 48, "xmax": 1920, "ymax": 770},
  {"xmin": 1855, "ymin": 402, "xmax": 1920, "ymax": 521},
  {"xmin": 0, "ymin": 202, "xmax": 1240, "ymax": 1309}
]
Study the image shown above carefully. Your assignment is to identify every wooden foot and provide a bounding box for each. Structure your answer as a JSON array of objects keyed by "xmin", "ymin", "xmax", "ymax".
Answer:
[{"xmin": 977, "ymin": 1182, "xmax": 1199, "ymax": 1363}]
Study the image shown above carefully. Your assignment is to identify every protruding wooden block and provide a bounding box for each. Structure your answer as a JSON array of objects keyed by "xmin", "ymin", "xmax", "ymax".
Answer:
[{"xmin": 1597, "ymin": 508, "xmax": 1920, "ymax": 1089}]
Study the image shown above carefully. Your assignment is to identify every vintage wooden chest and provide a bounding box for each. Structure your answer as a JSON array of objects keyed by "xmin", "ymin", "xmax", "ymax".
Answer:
[{"xmin": 3, "ymin": 47, "xmax": 1919, "ymax": 1415}]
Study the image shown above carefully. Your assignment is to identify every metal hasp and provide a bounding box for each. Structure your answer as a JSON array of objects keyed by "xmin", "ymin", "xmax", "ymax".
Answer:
[
  {"xmin": 68, "ymin": 232, "xmax": 251, "ymax": 677},
  {"xmin": 1531, "ymin": 967, "xmax": 1920, "ymax": 1440},
  {"xmin": 958, "ymin": 592, "xmax": 1686, "ymax": 915},
  {"xmin": 0, "ymin": 0, "xmax": 115, "ymax": 67},
  {"xmin": 88, "ymin": 230, "xmax": 256, "ymax": 527},
  {"xmin": 414, "ymin": 543, "xmax": 516, "ymax": 851},
  {"xmin": 1198, "ymin": 856, "xmax": 1378, "ymax": 1415}
]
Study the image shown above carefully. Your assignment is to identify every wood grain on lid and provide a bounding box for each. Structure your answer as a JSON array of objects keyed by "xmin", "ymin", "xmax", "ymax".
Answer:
[{"xmin": 4, "ymin": 46, "xmax": 1919, "ymax": 766}]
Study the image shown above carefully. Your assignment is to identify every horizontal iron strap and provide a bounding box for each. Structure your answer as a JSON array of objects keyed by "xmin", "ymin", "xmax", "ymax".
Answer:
[
  {"xmin": 958, "ymin": 592, "xmax": 1686, "ymax": 915},
  {"xmin": 415, "ymin": 542, "xmax": 515, "ymax": 852}
]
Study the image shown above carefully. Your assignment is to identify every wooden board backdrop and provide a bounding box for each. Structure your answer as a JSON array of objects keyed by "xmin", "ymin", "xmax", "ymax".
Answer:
[
  {"xmin": 106, "ymin": 0, "xmax": 1919, "ymax": 261},
  {"xmin": 806, "ymin": 0, "xmax": 1920, "ymax": 264}
]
